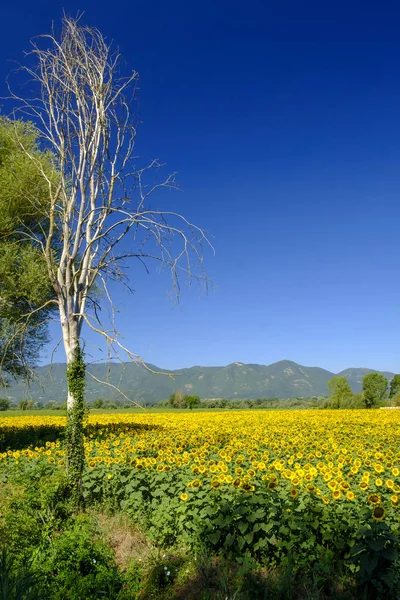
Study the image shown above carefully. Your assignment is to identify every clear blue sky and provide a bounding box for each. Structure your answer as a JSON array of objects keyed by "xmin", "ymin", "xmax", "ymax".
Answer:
[{"xmin": 1, "ymin": 0, "xmax": 400, "ymax": 373}]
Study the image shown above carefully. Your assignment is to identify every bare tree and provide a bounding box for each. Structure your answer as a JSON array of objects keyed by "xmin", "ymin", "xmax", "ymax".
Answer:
[
  {"xmin": 7, "ymin": 16, "xmax": 211, "ymax": 489},
  {"xmin": 9, "ymin": 16, "xmax": 211, "ymax": 408}
]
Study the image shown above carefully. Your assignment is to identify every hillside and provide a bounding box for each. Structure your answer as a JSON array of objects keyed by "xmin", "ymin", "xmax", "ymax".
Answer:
[{"xmin": 2, "ymin": 360, "xmax": 395, "ymax": 405}]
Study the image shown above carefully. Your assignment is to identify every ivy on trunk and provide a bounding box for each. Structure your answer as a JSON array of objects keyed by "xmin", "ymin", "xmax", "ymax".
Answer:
[{"xmin": 65, "ymin": 344, "xmax": 87, "ymax": 504}]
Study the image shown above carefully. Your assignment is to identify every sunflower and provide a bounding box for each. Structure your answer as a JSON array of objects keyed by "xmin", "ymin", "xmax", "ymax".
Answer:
[
  {"xmin": 368, "ymin": 494, "xmax": 381, "ymax": 505},
  {"xmin": 180, "ymin": 493, "xmax": 188, "ymax": 501},
  {"xmin": 346, "ymin": 491, "xmax": 355, "ymax": 501},
  {"xmin": 375, "ymin": 478, "xmax": 383, "ymax": 487},
  {"xmin": 332, "ymin": 490, "xmax": 342, "ymax": 500},
  {"xmin": 359, "ymin": 481, "xmax": 369, "ymax": 491},
  {"xmin": 232, "ymin": 478, "xmax": 241, "ymax": 488},
  {"xmin": 372, "ymin": 505, "xmax": 386, "ymax": 521},
  {"xmin": 390, "ymin": 494, "xmax": 399, "ymax": 507},
  {"xmin": 290, "ymin": 488, "xmax": 299, "ymax": 499},
  {"xmin": 241, "ymin": 482, "xmax": 254, "ymax": 492}
]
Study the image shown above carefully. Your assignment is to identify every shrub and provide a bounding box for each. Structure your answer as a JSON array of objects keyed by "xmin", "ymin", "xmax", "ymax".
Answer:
[{"xmin": 0, "ymin": 398, "xmax": 11, "ymax": 411}]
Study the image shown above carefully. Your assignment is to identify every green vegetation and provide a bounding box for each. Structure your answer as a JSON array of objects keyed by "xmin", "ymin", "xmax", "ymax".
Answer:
[
  {"xmin": 389, "ymin": 374, "xmax": 400, "ymax": 399},
  {"xmin": 327, "ymin": 376, "xmax": 354, "ymax": 408},
  {"xmin": 2, "ymin": 410, "xmax": 400, "ymax": 599},
  {"xmin": 0, "ymin": 117, "xmax": 57, "ymax": 384},
  {"xmin": 0, "ymin": 398, "xmax": 11, "ymax": 411},
  {"xmin": 362, "ymin": 373, "xmax": 388, "ymax": 409}
]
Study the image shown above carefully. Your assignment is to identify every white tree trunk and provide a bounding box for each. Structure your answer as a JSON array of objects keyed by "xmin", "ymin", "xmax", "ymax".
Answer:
[{"xmin": 61, "ymin": 312, "xmax": 80, "ymax": 410}]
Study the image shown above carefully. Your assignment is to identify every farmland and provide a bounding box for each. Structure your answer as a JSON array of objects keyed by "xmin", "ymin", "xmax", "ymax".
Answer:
[{"xmin": 1, "ymin": 409, "xmax": 400, "ymax": 598}]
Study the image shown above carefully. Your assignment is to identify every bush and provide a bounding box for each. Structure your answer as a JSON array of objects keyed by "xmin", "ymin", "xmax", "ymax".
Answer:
[
  {"xmin": 92, "ymin": 399, "xmax": 104, "ymax": 409},
  {"xmin": 38, "ymin": 515, "xmax": 124, "ymax": 599},
  {"xmin": 0, "ymin": 398, "xmax": 11, "ymax": 411}
]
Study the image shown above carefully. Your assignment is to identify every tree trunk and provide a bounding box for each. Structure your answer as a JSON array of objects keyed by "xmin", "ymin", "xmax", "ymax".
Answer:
[{"xmin": 63, "ymin": 324, "xmax": 86, "ymax": 504}]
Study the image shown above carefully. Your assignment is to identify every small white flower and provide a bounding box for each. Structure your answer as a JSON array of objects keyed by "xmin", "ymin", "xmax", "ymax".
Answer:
[
  {"xmin": 163, "ymin": 554, "xmax": 166, "ymax": 558},
  {"xmin": 93, "ymin": 559, "xmax": 96, "ymax": 564},
  {"xmin": 167, "ymin": 571, "xmax": 171, "ymax": 576},
  {"xmin": 164, "ymin": 566, "xmax": 167, "ymax": 571}
]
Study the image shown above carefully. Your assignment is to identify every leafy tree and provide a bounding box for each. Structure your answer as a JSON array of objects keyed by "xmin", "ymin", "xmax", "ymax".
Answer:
[
  {"xmin": 19, "ymin": 399, "xmax": 28, "ymax": 411},
  {"xmin": 186, "ymin": 395, "xmax": 200, "ymax": 410},
  {"xmin": 92, "ymin": 399, "xmax": 104, "ymax": 409},
  {"xmin": 392, "ymin": 392, "xmax": 400, "ymax": 407},
  {"xmin": 341, "ymin": 392, "xmax": 365, "ymax": 409},
  {"xmin": 362, "ymin": 372, "xmax": 388, "ymax": 408},
  {"xmin": 0, "ymin": 117, "xmax": 57, "ymax": 384},
  {"xmin": 327, "ymin": 376, "xmax": 353, "ymax": 409},
  {"xmin": 169, "ymin": 390, "xmax": 187, "ymax": 408},
  {"xmin": 0, "ymin": 398, "xmax": 11, "ymax": 411},
  {"xmin": 389, "ymin": 375, "xmax": 400, "ymax": 399}
]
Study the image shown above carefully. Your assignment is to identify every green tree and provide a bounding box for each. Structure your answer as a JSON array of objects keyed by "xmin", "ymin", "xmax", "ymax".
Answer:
[
  {"xmin": 0, "ymin": 117, "xmax": 57, "ymax": 384},
  {"xmin": 389, "ymin": 374, "xmax": 400, "ymax": 399},
  {"xmin": 362, "ymin": 372, "xmax": 388, "ymax": 408},
  {"xmin": 392, "ymin": 392, "xmax": 400, "ymax": 407},
  {"xmin": 0, "ymin": 398, "xmax": 11, "ymax": 411},
  {"xmin": 186, "ymin": 395, "xmax": 200, "ymax": 410},
  {"xmin": 92, "ymin": 399, "xmax": 104, "ymax": 409},
  {"xmin": 327, "ymin": 376, "xmax": 353, "ymax": 408}
]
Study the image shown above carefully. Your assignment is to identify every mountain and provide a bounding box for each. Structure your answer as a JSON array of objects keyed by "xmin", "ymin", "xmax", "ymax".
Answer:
[{"xmin": 2, "ymin": 360, "xmax": 395, "ymax": 405}]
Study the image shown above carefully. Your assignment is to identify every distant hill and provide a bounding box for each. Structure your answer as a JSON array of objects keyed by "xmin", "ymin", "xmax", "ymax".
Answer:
[{"xmin": 2, "ymin": 360, "xmax": 395, "ymax": 405}]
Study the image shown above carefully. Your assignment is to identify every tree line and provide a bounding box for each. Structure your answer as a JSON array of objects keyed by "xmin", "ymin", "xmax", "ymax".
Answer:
[{"xmin": 326, "ymin": 372, "xmax": 400, "ymax": 409}]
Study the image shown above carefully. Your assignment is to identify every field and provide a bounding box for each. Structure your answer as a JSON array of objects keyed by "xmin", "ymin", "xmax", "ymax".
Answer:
[{"xmin": 1, "ymin": 409, "xmax": 400, "ymax": 599}]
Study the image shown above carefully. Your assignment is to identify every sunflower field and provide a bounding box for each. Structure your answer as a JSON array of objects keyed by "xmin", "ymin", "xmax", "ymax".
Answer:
[{"xmin": 1, "ymin": 409, "xmax": 400, "ymax": 596}]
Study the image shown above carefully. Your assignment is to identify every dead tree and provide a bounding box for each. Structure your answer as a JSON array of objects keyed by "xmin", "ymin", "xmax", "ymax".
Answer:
[{"xmin": 8, "ymin": 17, "xmax": 211, "ymax": 485}]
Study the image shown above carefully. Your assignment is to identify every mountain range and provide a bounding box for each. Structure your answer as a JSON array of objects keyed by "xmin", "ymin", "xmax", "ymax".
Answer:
[{"xmin": 2, "ymin": 360, "xmax": 395, "ymax": 405}]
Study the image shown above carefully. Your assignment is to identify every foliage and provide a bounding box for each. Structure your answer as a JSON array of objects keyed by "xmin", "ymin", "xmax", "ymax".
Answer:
[
  {"xmin": 0, "ymin": 400, "xmax": 11, "ymax": 412},
  {"xmin": 0, "ymin": 117, "xmax": 57, "ymax": 384},
  {"xmin": 391, "ymin": 392, "xmax": 400, "ymax": 408},
  {"xmin": 0, "ymin": 548, "xmax": 43, "ymax": 600},
  {"xmin": 169, "ymin": 392, "xmax": 201, "ymax": 409},
  {"xmin": 2, "ymin": 409, "xmax": 400, "ymax": 597},
  {"xmin": 389, "ymin": 375, "xmax": 400, "ymax": 399},
  {"xmin": 92, "ymin": 399, "xmax": 104, "ymax": 409},
  {"xmin": 327, "ymin": 376, "xmax": 353, "ymax": 408},
  {"xmin": 186, "ymin": 395, "xmax": 201, "ymax": 410},
  {"xmin": 362, "ymin": 373, "xmax": 388, "ymax": 409},
  {"xmin": 65, "ymin": 345, "xmax": 88, "ymax": 500},
  {"xmin": 350, "ymin": 519, "xmax": 400, "ymax": 599}
]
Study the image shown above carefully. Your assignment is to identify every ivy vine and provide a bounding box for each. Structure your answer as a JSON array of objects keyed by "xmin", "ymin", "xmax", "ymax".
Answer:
[{"xmin": 65, "ymin": 343, "xmax": 88, "ymax": 504}]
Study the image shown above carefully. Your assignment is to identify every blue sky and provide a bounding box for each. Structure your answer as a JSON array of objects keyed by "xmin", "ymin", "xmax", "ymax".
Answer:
[{"xmin": 1, "ymin": 0, "xmax": 400, "ymax": 373}]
